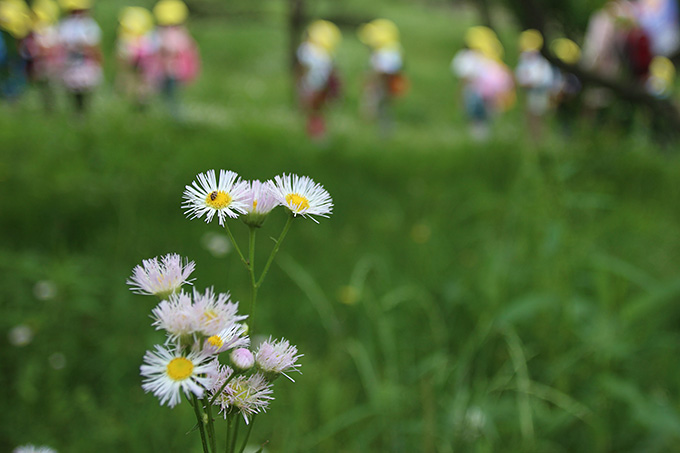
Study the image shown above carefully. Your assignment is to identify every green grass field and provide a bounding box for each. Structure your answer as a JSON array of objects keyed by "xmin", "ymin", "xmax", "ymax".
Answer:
[{"xmin": 3, "ymin": 0, "xmax": 680, "ymax": 452}]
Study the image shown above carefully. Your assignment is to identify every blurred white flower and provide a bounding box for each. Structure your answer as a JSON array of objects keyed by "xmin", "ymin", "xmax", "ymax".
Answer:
[
  {"xmin": 201, "ymin": 232, "xmax": 232, "ymax": 257},
  {"xmin": 182, "ymin": 169, "xmax": 250, "ymax": 226},
  {"xmin": 8, "ymin": 324, "xmax": 34, "ymax": 347},
  {"xmin": 48, "ymin": 352, "xmax": 66, "ymax": 370},
  {"xmin": 270, "ymin": 174, "xmax": 333, "ymax": 222},
  {"xmin": 13, "ymin": 445, "xmax": 57, "ymax": 453},
  {"xmin": 140, "ymin": 345, "xmax": 217, "ymax": 408},
  {"xmin": 127, "ymin": 253, "xmax": 195, "ymax": 299},
  {"xmin": 33, "ymin": 280, "xmax": 57, "ymax": 301}
]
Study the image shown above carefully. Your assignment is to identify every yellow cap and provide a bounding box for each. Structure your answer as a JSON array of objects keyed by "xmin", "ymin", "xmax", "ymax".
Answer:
[
  {"xmin": 58, "ymin": 0, "xmax": 91, "ymax": 11},
  {"xmin": 519, "ymin": 29, "xmax": 543, "ymax": 52},
  {"xmin": 358, "ymin": 18, "xmax": 399, "ymax": 49},
  {"xmin": 0, "ymin": 0, "xmax": 31, "ymax": 38},
  {"xmin": 119, "ymin": 6, "xmax": 154, "ymax": 37},
  {"xmin": 153, "ymin": 0, "xmax": 188, "ymax": 26},
  {"xmin": 650, "ymin": 56, "xmax": 675, "ymax": 82},
  {"xmin": 465, "ymin": 26, "xmax": 504, "ymax": 60},
  {"xmin": 550, "ymin": 38, "xmax": 581, "ymax": 64},
  {"xmin": 307, "ymin": 19, "xmax": 341, "ymax": 52},
  {"xmin": 32, "ymin": 0, "xmax": 59, "ymax": 26}
]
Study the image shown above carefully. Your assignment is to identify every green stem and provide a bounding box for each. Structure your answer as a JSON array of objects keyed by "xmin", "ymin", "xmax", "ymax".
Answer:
[
  {"xmin": 256, "ymin": 215, "xmax": 294, "ymax": 287},
  {"xmin": 224, "ymin": 222, "xmax": 248, "ymax": 267},
  {"xmin": 226, "ymin": 413, "xmax": 233, "ymax": 453},
  {"xmin": 191, "ymin": 393, "xmax": 210, "ymax": 453},
  {"xmin": 230, "ymin": 414, "xmax": 241, "ymax": 453},
  {"xmin": 209, "ymin": 371, "xmax": 237, "ymax": 406},
  {"xmin": 248, "ymin": 226, "xmax": 258, "ymax": 335},
  {"xmin": 237, "ymin": 415, "xmax": 256, "ymax": 453},
  {"xmin": 203, "ymin": 397, "xmax": 217, "ymax": 453}
]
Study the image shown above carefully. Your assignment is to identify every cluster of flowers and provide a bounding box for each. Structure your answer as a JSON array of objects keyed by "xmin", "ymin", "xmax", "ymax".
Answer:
[
  {"xmin": 128, "ymin": 254, "xmax": 301, "ymax": 422},
  {"xmin": 127, "ymin": 169, "xmax": 331, "ymax": 451},
  {"xmin": 128, "ymin": 169, "xmax": 331, "ymax": 421}
]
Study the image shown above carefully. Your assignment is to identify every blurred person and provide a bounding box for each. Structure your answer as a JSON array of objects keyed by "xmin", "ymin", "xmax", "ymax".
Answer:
[
  {"xmin": 636, "ymin": 0, "xmax": 680, "ymax": 57},
  {"xmin": 550, "ymin": 38, "xmax": 583, "ymax": 136},
  {"xmin": 295, "ymin": 19, "xmax": 342, "ymax": 141},
  {"xmin": 451, "ymin": 26, "xmax": 515, "ymax": 141},
  {"xmin": 116, "ymin": 6, "xmax": 158, "ymax": 110},
  {"xmin": 620, "ymin": 13, "xmax": 653, "ymax": 83},
  {"xmin": 57, "ymin": 0, "xmax": 103, "ymax": 115},
  {"xmin": 0, "ymin": 0, "xmax": 31, "ymax": 102},
  {"xmin": 357, "ymin": 18, "xmax": 408, "ymax": 135},
  {"xmin": 581, "ymin": 1, "xmax": 635, "ymax": 117},
  {"xmin": 515, "ymin": 29, "xmax": 557, "ymax": 141},
  {"xmin": 22, "ymin": 0, "xmax": 61, "ymax": 111},
  {"xmin": 152, "ymin": 0, "xmax": 200, "ymax": 119}
]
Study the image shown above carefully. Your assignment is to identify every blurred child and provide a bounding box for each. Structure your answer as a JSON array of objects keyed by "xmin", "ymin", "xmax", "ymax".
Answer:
[
  {"xmin": 515, "ymin": 29, "xmax": 556, "ymax": 141},
  {"xmin": 152, "ymin": 0, "xmax": 199, "ymax": 119},
  {"xmin": 0, "ymin": 0, "xmax": 31, "ymax": 102},
  {"xmin": 295, "ymin": 19, "xmax": 342, "ymax": 140},
  {"xmin": 23, "ymin": 0, "xmax": 60, "ymax": 111},
  {"xmin": 549, "ymin": 38, "xmax": 583, "ymax": 136},
  {"xmin": 116, "ymin": 6, "xmax": 158, "ymax": 110},
  {"xmin": 57, "ymin": 0, "xmax": 102, "ymax": 115},
  {"xmin": 451, "ymin": 26, "xmax": 515, "ymax": 140},
  {"xmin": 357, "ymin": 18, "xmax": 408, "ymax": 135}
]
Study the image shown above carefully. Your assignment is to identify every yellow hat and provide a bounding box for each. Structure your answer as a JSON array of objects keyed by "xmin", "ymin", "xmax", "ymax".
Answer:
[
  {"xmin": 519, "ymin": 29, "xmax": 543, "ymax": 52},
  {"xmin": 550, "ymin": 38, "xmax": 581, "ymax": 64},
  {"xmin": 650, "ymin": 56, "xmax": 675, "ymax": 82},
  {"xmin": 153, "ymin": 0, "xmax": 187, "ymax": 26},
  {"xmin": 358, "ymin": 18, "xmax": 399, "ymax": 49},
  {"xmin": 32, "ymin": 0, "xmax": 59, "ymax": 26},
  {"xmin": 307, "ymin": 19, "xmax": 341, "ymax": 52},
  {"xmin": 465, "ymin": 26, "xmax": 504, "ymax": 60},
  {"xmin": 0, "ymin": 0, "xmax": 31, "ymax": 38},
  {"xmin": 58, "ymin": 0, "xmax": 91, "ymax": 11},
  {"xmin": 119, "ymin": 6, "xmax": 154, "ymax": 36}
]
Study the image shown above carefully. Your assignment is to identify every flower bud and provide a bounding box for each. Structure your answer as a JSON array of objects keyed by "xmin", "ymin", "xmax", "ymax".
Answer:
[{"xmin": 230, "ymin": 348, "xmax": 255, "ymax": 371}]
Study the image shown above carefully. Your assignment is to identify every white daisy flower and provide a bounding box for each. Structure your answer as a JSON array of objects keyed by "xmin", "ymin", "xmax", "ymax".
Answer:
[
  {"xmin": 270, "ymin": 173, "xmax": 333, "ymax": 222},
  {"xmin": 203, "ymin": 323, "xmax": 250, "ymax": 355},
  {"xmin": 151, "ymin": 291, "xmax": 198, "ymax": 342},
  {"xmin": 192, "ymin": 288, "xmax": 247, "ymax": 337},
  {"xmin": 13, "ymin": 446, "xmax": 57, "ymax": 453},
  {"xmin": 140, "ymin": 345, "xmax": 217, "ymax": 408},
  {"xmin": 255, "ymin": 337, "xmax": 302, "ymax": 381},
  {"xmin": 211, "ymin": 367, "xmax": 273, "ymax": 424},
  {"xmin": 182, "ymin": 170, "xmax": 250, "ymax": 226},
  {"xmin": 127, "ymin": 253, "xmax": 195, "ymax": 299},
  {"xmin": 241, "ymin": 179, "xmax": 281, "ymax": 227}
]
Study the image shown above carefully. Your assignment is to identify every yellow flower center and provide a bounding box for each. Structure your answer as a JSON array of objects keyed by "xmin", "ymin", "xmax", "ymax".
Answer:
[
  {"xmin": 166, "ymin": 357, "xmax": 194, "ymax": 381},
  {"xmin": 205, "ymin": 190, "xmax": 232, "ymax": 209},
  {"xmin": 285, "ymin": 193, "xmax": 310, "ymax": 212},
  {"xmin": 252, "ymin": 199, "xmax": 258, "ymax": 210},
  {"xmin": 207, "ymin": 335, "xmax": 224, "ymax": 348}
]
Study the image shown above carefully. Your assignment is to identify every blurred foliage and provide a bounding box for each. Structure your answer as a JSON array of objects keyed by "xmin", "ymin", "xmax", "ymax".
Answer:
[{"xmin": 2, "ymin": 0, "xmax": 680, "ymax": 452}]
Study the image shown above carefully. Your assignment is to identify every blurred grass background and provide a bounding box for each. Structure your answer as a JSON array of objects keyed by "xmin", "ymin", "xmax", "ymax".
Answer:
[{"xmin": 2, "ymin": 0, "xmax": 680, "ymax": 451}]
